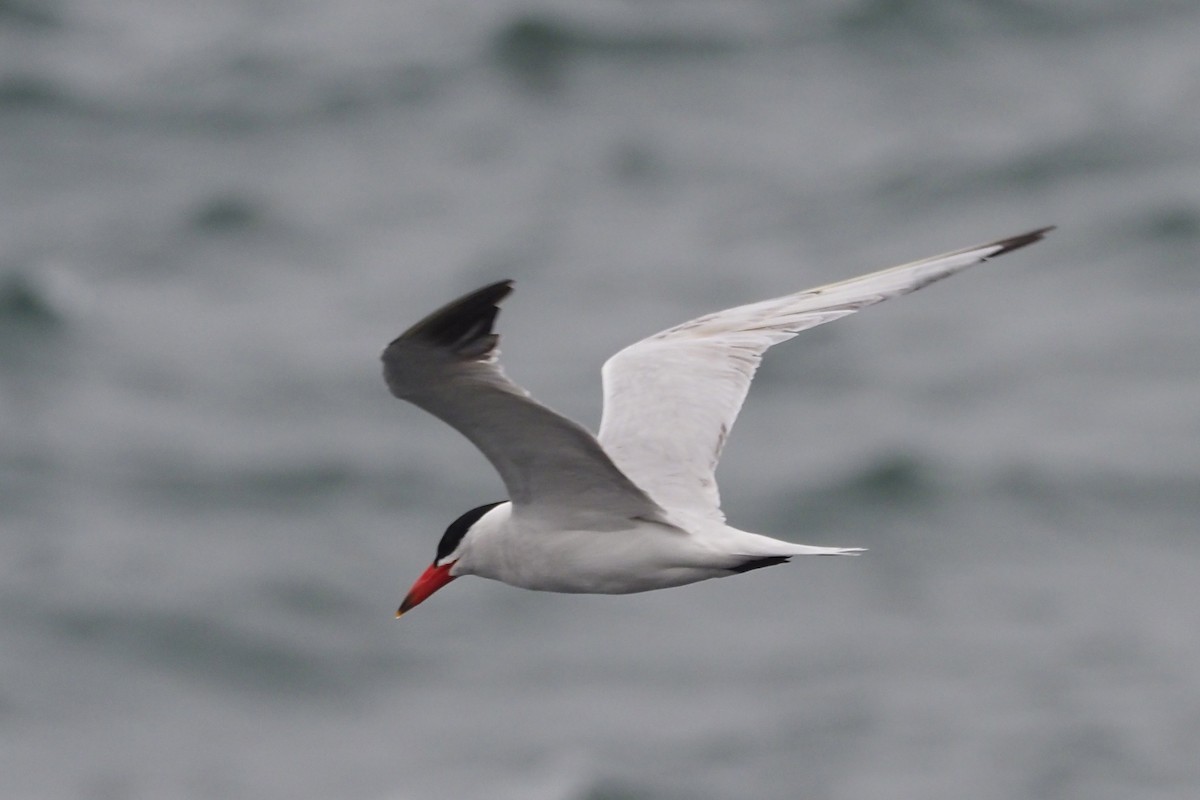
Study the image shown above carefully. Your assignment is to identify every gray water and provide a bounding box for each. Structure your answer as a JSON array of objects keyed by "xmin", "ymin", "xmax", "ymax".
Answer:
[{"xmin": 2, "ymin": 2, "xmax": 1199, "ymax": 799}]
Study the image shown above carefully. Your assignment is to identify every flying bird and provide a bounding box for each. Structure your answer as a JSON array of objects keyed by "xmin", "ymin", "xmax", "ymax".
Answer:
[{"xmin": 383, "ymin": 227, "xmax": 1053, "ymax": 617}]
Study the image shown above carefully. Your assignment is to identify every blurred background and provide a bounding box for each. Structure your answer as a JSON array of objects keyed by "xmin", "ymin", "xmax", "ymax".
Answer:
[{"xmin": 2, "ymin": 1, "xmax": 1198, "ymax": 799}]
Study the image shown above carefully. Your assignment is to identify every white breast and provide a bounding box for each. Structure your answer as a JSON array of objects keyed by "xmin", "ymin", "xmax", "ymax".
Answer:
[{"xmin": 453, "ymin": 503, "xmax": 729, "ymax": 594}]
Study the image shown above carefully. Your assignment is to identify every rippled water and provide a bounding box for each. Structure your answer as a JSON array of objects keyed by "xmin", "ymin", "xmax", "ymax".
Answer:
[{"xmin": 2, "ymin": 2, "xmax": 1199, "ymax": 799}]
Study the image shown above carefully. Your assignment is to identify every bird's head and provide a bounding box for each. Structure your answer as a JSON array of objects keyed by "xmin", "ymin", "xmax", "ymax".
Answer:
[{"xmin": 396, "ymin": 501, "xmax": 504, "ymax": 618}]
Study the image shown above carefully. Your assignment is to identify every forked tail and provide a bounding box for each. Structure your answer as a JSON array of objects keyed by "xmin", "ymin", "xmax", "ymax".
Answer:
[{"xmin": 729, "ymin": 545, "xmax": 864, "ymax": 574}]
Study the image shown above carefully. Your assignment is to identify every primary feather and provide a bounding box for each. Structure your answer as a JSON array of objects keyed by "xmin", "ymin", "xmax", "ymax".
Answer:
[{"xmin": 381, "ymin": 281, "xmax": 666, "ymax": 526}]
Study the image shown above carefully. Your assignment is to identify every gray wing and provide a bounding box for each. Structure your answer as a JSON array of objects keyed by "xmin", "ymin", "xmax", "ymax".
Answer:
[
  {"xmin": 382, "ymin": 281, "xmax": 664, "ymax": 525},
  {"xmin": 598, "ymin": 227, "xmax": 1055, "ymax": 519}
]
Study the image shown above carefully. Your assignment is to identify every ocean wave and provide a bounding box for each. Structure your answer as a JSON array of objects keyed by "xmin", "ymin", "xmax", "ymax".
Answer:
[
  {"xmin": 825, "ymin": 452, "xmax": 937, "ymax": 503},
  {"xmin": 0, "ymin": 47, "xmax": 447, "ymax": 129},
  {"xmin": 875, "ymin": 128, "xmax": 1187, "ymax": 207},
  {"xmin": 6, "ymin": 0, "xmax": 1193, "ymax": 129},
  {"xmin": 39, "ymin": 604, "xmax": 351, "ymax": 696},
  {"xmin": 830, "ymin": 0, "xmax": 1196, "ymax": 43},
  {"xmin": 0, "ymin": 269, "xmax": 62, "ymax": 327},
  {"xmin": 0, "ymin": 74, "xmax": 73, "ymax": 111},
  {"xmin": 488, "ymin": 11, "xmax": 749, "ymax": 95},
  {"xmin": 779, "ymin": 452, "xmax": 942, "ymax": 532},
  {"xmin": 1124, "ymin": 202, "xmax": 1200, "ymax": 243},
  {"xmin": 776, "ymin": 449, "xmax": 1200, "ymax": 539},
  {"xmin": 130, "ymin": 459, "xmax": 362, "ymax": 511},
  {"xmin": 185, "ymin": 193, "xmax": 270, "ymax": 235},
  {"xmin": 997, "ymin": 464, "xmax": 1200, "ymax": 516},
  {"xmin": 491, "ymin": 12, "xmax": 744, "ymax": 62},
  {"xmin": 831, "ymin": 0, "xmax": 1072, "ymax": 43},
  {"xmin": 0, "ymin": 0, "xmax": 60, "ymax": 30}
]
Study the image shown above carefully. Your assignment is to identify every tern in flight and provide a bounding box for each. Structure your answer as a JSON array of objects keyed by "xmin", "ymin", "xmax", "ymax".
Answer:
[{"xmin": 383, "ymin": 227, "xmax": 1052, "ymax": 616}]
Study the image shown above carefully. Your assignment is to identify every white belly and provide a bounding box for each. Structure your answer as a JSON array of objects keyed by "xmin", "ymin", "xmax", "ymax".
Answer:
[{"xmin": 458, "ymin": 516, "xmax": 728, "ymax": 594}]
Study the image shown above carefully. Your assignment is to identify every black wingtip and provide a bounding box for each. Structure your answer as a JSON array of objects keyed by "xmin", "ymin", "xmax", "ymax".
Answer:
[
  {"xmin": 988, "ymin": 226, "xmax": 1055, "ymax": 258},
  {"xmin": 393, "ymin": 280, "xmax": 515, "ymax": 356}
]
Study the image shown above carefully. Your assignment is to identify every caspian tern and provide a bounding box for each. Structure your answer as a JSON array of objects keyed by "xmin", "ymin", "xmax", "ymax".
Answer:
[{"xmin": 384, "ymin": 227, "xmax": 1052, "ymax": 617}]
